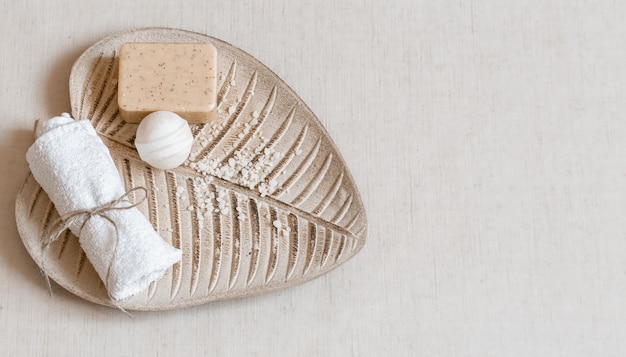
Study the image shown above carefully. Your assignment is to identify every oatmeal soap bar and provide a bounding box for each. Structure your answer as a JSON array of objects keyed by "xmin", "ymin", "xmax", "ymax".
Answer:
[{"xmin": 118, "ymin": 42, "xmax": 217, "ymax": 123}]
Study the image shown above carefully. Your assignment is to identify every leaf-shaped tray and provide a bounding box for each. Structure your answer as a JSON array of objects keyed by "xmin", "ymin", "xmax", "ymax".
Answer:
[{"xmin": 15, "ymin": 28, "xmax": 367, "ymax": 310}]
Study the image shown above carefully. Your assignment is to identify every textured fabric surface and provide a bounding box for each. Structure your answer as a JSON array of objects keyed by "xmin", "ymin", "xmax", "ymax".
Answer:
[{"xmin": 2, "ymin": 1, "xmax": 626, "ymax": 356}]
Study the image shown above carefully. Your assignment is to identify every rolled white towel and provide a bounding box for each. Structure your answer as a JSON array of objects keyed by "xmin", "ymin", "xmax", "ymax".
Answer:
[{"xmin": 26, "ymin": 114, "xmax": 182, "ymax": 301}]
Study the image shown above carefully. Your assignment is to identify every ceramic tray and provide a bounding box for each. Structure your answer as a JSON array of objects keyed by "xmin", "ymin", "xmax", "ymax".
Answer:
[{"xmin": 15, "ymin": 28, "xmax": 367, "ymax": 310}]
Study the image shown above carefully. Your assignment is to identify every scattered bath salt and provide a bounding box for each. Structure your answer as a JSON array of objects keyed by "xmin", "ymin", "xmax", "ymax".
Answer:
[
  {"xmin": 203, "ymin": 187, "xmax": 231, "ymax": 216},
  {"xmin": 230, "ymin": 80, "xmax": 236, "ymax": 86},
  {"xmin": 228, "ymin": 105, "xmax": 236, "ymax": 114},
  {"xmin": 175, "ymin": 186, "xmax": 184, "ymax": 197},
  {"xmin": 187, "ymin": 140, "xmax": 283, "ymax": 196},
  {"xmin": 251, "ymin": 111, "xmax": 259, "ymax": 118},
  {"xmin": 295, "ymin": 149, "xmax": 303, "ymax": 156},
  {"xmin": 273, "ymin": 220, "xmax": 282, "ymax": 229},
  {"xmin": 185, "ymin": 121, "xmax": 286, "ymax": 199}
]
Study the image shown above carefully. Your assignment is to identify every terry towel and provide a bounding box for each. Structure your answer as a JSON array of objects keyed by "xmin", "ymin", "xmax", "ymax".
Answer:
[{"xmin": 26, "ymin": 114, "xmax": 182, "ymax": 301}]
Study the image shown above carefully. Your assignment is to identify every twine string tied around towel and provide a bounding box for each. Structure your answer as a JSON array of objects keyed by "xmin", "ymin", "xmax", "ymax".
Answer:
[{"xmin": 38, "ymin": 186, "xmax": 148, "ymax": 310}]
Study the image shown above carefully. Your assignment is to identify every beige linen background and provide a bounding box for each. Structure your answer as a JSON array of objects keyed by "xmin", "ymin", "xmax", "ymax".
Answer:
[{"xmin": 1, "ymin": 1, "xmax": 626, "ymax": 356}]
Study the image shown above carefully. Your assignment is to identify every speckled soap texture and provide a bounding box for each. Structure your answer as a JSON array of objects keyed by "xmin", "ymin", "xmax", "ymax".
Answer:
[{"xmin": 118, "ymin": 42, "xmax": 217, "ymax": 123}]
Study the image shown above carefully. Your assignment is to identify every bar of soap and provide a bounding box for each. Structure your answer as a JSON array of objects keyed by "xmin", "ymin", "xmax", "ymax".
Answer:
[{"xmin": 118, "ymin": 42, "xmax": 217, "ymax": 123}]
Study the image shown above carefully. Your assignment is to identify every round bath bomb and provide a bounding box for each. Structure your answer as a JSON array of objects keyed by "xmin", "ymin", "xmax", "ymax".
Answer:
[{"xmin": 135, "ymin": 111, "xmax": 193, "ymax": 170}]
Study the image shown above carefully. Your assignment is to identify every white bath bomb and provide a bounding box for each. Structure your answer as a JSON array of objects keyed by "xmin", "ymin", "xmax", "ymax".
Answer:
[{"xmin": 135, "ymin": 111, "xmax": 193, "ymax": 170}]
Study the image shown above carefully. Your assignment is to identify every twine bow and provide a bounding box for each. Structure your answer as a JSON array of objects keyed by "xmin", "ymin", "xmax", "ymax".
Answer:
[{"xmin": 39, "ymin": 186, "xmax": 148, "ymax": 302}]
